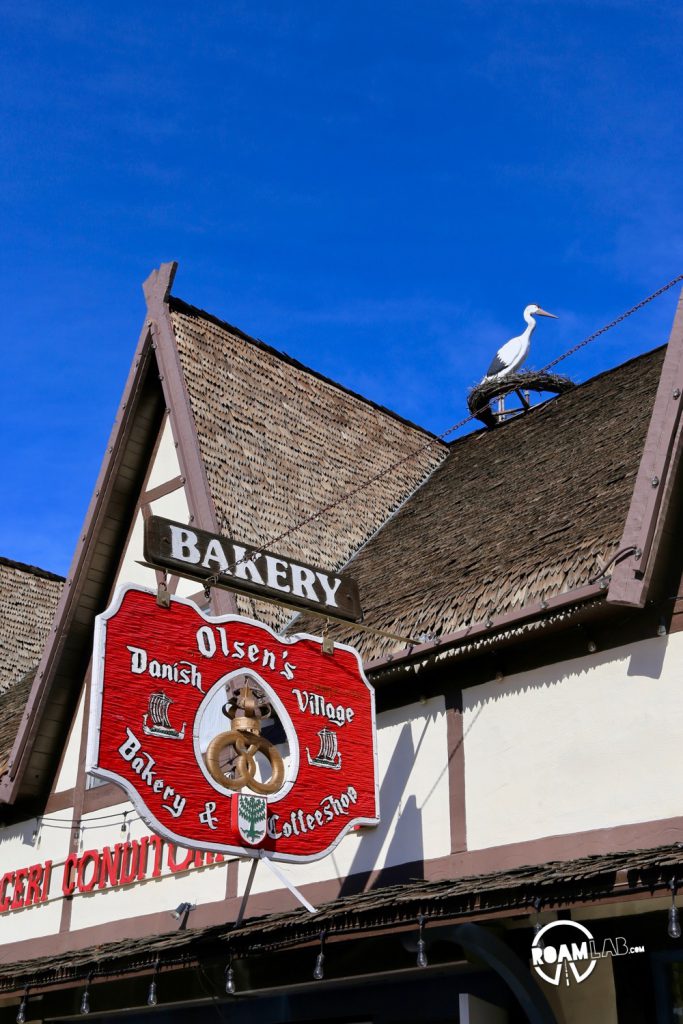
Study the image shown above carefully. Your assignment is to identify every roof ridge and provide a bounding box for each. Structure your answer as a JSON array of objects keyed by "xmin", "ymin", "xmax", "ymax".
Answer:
[
  {"xmin": 168, "ymin": 294, "xmax": 444, "ymax": 442},
  {"xmin": 561, "ymin": 341, "xmax": 666, "ymax": 391},
  {"xmin": 0, "ymin": 556, "xmax": 64, "ymax": 583},
  {"xmin": 445, "ymin": 342, "xmax": 668, "ymax": 449}
]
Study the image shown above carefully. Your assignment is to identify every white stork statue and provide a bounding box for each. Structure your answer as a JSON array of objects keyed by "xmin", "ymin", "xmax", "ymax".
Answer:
[{"xmin": 484, "ymin": 304, "xmax": 558, "ymax": 381}]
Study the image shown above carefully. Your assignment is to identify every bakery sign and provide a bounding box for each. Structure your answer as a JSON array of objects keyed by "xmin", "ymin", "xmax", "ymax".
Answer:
[
  {"xmin": 87, "ymin": 585, "xmax": 379, "ymax": 863},
  {"xmin": 144, "ymin": 516, "xmax": 363, "ymax": 622}
]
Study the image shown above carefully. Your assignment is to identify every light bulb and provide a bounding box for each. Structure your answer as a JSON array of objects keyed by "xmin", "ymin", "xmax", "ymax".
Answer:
[
  {"xmin": 534, "ymin": 919, "xmax": 545, "ymax": 950},
  {"xmin": 80, "ymin": 989, "xmax": 90, "ymax": 1015},
  {"xmin": 16, "ymin": 999, "xmax": 27, "ymax": 1024},
  {"xmin": 669, "ymin": 903, "xmax": 682, "ymax": 939},
  {"xmin": 225, "ymin": 966, "xmax": 236, "ymax": 995},
  {"xmin": 313, "ymin": 953, "xmax": 325, "ymax": 981},
  {"xmin": 416, "ymin": 937, "xmax": 428, "ymax": 968},
  {"xmin": 147, "ymin": 980, "xmax": 157, "ymax": 1007}
]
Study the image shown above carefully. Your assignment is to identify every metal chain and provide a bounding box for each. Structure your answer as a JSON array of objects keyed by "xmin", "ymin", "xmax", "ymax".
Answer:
[
  {"xmin": 542, "ymin": 273, "xmax": 683, "ymax": 373},
  {"xmin": 184, "ymin": 273, "xmax": 683, "ymax": 588},
  {"xmin": 269, "ymin": 273, "xmax": 683, "ymax": 551}
]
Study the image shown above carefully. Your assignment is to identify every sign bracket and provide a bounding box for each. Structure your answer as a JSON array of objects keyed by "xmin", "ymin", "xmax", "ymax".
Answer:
[
  {"xmin": 234, "ymin": 857, "xmax": 259, "ymax": 928},
  {"xmin": 258, "ymin": 852, "xmax": 317, "ymax": 914}
]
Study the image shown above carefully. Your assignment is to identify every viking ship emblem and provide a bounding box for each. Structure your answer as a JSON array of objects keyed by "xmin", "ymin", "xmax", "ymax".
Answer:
[
  {"xmin": 142, "ymin": 691, "xmax": 186, "ymax": 741},
  {"xmin": 306, "ymin": 727, "xmax": 342, "ymax": 771}
]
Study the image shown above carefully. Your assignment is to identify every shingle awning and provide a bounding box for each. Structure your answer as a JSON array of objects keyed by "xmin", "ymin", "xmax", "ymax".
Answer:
[{"xmin": 2, "ymin": 841, "xmax": 682, "ymax": 993}]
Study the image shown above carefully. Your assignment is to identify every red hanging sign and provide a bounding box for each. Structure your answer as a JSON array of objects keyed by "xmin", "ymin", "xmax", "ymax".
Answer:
[{"xmin": 87, "ymin": 585, "xmax": 379, "ymax": 863}]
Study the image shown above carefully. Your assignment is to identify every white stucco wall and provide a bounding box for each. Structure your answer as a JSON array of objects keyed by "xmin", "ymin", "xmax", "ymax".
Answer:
[
  {"xmin": 68, "ymin": 803, "xmax": 229, "ymax": 931},
  {"xmin": 463, "ymin": 633, "xmax": 683, "ymax": 850},
  {"xmin": 239, "ymin": 696, "xmax": 450, "ymax": 896},
  {"xmin": 0, "ymin": 810, "xmax": 72, "ymax": 943},
  {"xmin": 53, "ymin": 687, "xmax": 85, "ymax": 793},
  {"xmin": 112, "ymin": 417, "xmax": 193, "ymax": 597},
  {"xmin": 144, "ymin": 415, "xmax": 180, "ymax": 492},
  {"xmin": 0, "ymin": 696, "xmax": 449, "ymax": 949}
]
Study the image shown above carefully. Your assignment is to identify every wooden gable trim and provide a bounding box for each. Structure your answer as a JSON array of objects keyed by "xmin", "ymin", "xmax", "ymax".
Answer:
[
  {"xmin": 608, "ymin": 288, "xmax": 683, "ymax": 607},
  {"xmin": 0, "ymin": 315, "xmax": 162, "ymax": 806},
  {"xmin": 143, "ymin": 263, "xmax": 237, "ymax": 618},
  {"xmin": 0, "ymin": 263, "xmax": 240, "ymax": 807}
]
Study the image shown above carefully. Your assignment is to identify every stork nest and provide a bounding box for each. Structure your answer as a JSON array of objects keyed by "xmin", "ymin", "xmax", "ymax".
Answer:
[{"xmin": 467, "ymin": 369, "xmax": 575, "ymax": 427}]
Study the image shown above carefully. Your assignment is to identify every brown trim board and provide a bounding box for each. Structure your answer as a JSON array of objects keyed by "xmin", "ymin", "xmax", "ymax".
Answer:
[
  {"xmin": 142, "ymin": 474, "xmax": 185, "ymax": 505},
  {"xmin": 609, "ymin": 287, "xmax": 683, "ymax": 607},
  {"xmin": 446, "ymin": 692, "xmax": 466, "ymax": 855},
  {"xmin": 45, "ymin": 788, "xmax": 75, "ymax": 814},
  {"xmin": 59, "ymin": 663, "xmax": 94, "ymax": 935},
  {"xmin": 0, "ymin": 305, "xmax": 162, "ymax": 806},
  {"xmin": 144, "ymin": 263, "xmax": 238, "ymax": 619}
]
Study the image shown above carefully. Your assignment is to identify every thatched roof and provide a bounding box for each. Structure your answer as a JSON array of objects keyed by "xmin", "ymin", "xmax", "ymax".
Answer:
[
  {"xmin": 2, "ymin": 837, "xmax": 681, "ymax": 989},
  {"xmin": 0, "ymin": 559, "xmax": 63, "ymax": 780},
  {"xmin": 294, "ymin": 347, "xmax": 666, "ymax": 661},
  {"xmin": 169, "ymin": 298, "xmax": 448, "ymax": 628},
  {"xmin": 0, "ymin": 557, "xmax": 62, "ymax": 691}
]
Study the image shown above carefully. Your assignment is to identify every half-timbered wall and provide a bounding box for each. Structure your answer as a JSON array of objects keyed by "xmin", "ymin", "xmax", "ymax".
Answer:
[{"xmin": 0, "ymin": 407, "xmax": 452, "ymax": 958}]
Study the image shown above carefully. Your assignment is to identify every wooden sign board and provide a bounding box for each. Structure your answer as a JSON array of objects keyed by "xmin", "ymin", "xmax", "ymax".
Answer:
[
  {"xmin": 87, "ymin": 585, "xmax": 379, "ymax": 863},
  {"xmin": 144, "ymin": 516, "xmax": 363, "ymax": 622}
]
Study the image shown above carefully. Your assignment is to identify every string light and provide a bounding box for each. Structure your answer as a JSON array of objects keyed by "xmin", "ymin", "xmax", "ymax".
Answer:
[
  {"xmin": 16, "ymin": 989, "xmax": 28, "ymax": 1024},
  {"xmin": 313, "ymin": 931, "xmax": 325, "ymax": 981},
  {"xmin": 533, "ymin": 897, "xmax": 545, "ymax": 950},
  {"xmin": 80, "ymin": 973, "xmax": 92, "ymax": 1015},
  {"xmin": 147, "ymin": 959, "xmax": 160, "ymax": 1006},
  {"xmin": 22, "ymin": 809, "xmax": 141, "ymax": 832},
  {"xmin": 416, "ymin": 914, "xmax": 428, "ymax": 968},
  {"xmin": 224, "ymin": 958, "xmax": 236, "ymax": 995},
  {"xmin": 669, "ymin": 879, "xmax": 681, "ymax": 939}
]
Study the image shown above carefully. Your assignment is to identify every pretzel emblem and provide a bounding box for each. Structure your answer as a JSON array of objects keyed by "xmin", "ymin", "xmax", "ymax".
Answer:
[{"xmin": 204, "ymin": 684, "xmax": 284, "ymax": 796}]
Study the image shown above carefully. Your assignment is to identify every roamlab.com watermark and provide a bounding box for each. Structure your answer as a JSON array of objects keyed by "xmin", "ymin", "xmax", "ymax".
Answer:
[{"xmin": 531, "ymin": 920, "xmax": 645, "ymax": 986}]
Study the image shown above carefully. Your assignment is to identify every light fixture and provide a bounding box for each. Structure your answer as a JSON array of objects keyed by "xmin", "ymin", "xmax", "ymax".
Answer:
[
  {"xmin": 80, "ymin": 973, "xmax": 92, "ymax": 1015},
  {"xmin": 669, "ymin": 879, "xmax": 681, "ymax": 939},
  {"xmin": 313, "ymin": 930, "xmax": 326, "ymax": 980},
  {"xmin": 121, "ymin": 811, "xmax": 129, "ymax": 834},
  {"xmin": 225, "ymin": 958, "xmax": 236, "ymax": 995},
  {"xmin": 16, "ymin": 989, "xmax": 28, "ymax": 1024},
  {"xmin": 416, "ymin": 914, "xmax": 428, "ymax": 968},
  {"xmin": 533, "ymin": 897, "xmax": 545, "ymax": 949},
  {"xmin": 170, "ymin": 901, "xmax": 195, "ymax": 921},
  {"xmin": 147, "ymin": 958, "xmax": 160, "ymax": 1006}
]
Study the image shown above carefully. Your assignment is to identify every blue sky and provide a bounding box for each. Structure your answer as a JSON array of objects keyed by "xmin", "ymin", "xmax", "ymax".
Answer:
[{"xmin": 2, "ymin": 1, "xmax": 683, "ymax": 574}]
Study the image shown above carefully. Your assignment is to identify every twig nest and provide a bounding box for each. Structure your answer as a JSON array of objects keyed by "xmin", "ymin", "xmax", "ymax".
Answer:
[{"xmin": 467, "ymin": 369, "xmax": 575, "ymax": 426}]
